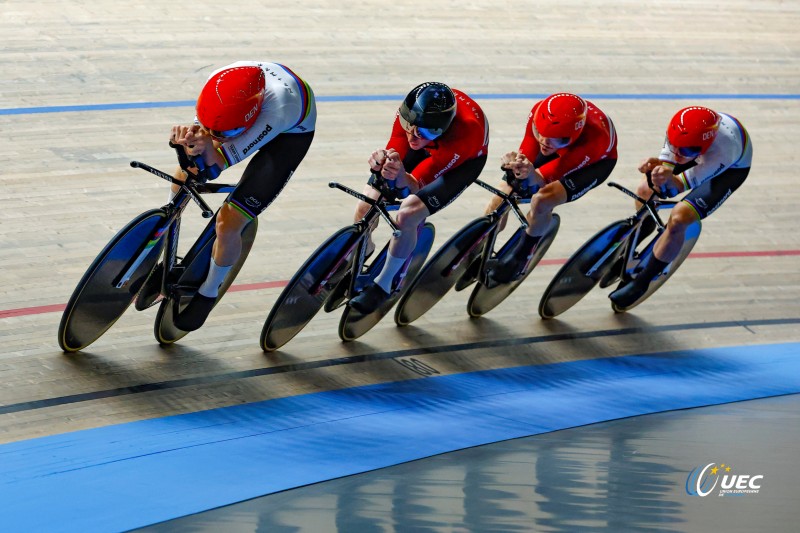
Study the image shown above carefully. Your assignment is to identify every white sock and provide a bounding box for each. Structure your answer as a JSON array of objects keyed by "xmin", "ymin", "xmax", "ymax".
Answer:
[
  {"xmin": 374, "ymin": 253, "xmax": 407, "ymax": 293},
  {"xmin": 168, "ymin": 187, "xmax": 179, "ymax": 203},
  {"xmin": 198, "ymin": 258, "xmax": 233, "ymax": 298}
]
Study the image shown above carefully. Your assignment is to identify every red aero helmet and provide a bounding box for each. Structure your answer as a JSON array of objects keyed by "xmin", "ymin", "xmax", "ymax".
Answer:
[
  {"xmin": 533, "ymin": 93, "xmax": 587, "ymax": 146},
  {"xmin": 196, "ymin": 66, "xmax": 266, "ymax": 140},
  {"xmin": 667, "ymin": 106, "xmax": 721, "ymax": 157}
]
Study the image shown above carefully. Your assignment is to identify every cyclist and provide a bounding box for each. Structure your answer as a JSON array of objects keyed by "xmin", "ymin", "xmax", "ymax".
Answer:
[
  {"xmin": 348, "ymin": 82, "xmax": 490, "ymax": 314},
  {"xmin": 165, "ymin": 61, "xmax": 316, "ymax": 331},
  {"xmin": 610, "ymin": 106, "xmax": 752, "ymax": 307},
  {"xmin": 486, "ymin": 93, "xmax": 618, "ymax": 284}
]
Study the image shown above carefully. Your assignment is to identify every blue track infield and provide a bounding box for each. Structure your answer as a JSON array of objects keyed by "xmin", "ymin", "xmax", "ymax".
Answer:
[{"xmin": 0, "ymin": 341, "xmax": 798, "ymax": 532}]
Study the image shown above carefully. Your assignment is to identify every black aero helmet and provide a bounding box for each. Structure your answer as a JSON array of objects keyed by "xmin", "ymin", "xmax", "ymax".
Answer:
[{"xmin": 398, "ymin": 82, "xmax": 457, "ymax": 140}]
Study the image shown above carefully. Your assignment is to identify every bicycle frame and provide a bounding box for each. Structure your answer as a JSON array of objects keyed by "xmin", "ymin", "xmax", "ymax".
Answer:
[
  {"xmin": 442, "ymin": 179, "xmax": 530, "ymax": 278},
  {"xmin": 585, "ymin": 182, "xmax": 681, "ymax": 280},
  {"xmin": 306, "ymin": 179, "xmax": 402, "ymax": 297},
  {"xmin": 112, "ymin": 156, "xmax": 237, "ymax": 290}
]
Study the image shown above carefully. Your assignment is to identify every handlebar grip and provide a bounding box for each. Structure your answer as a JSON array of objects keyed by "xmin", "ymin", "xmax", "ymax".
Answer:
[
  {"xmin": 645, "ymin": 170, "xmax": 668, "ymax": 199},
  {"xmin": 169, "ymin": 141, "xmax": 212, "ymax": 183},
  {"xmin": 169, "ymin": 141, "xmax": 194, "ymax": 172}
]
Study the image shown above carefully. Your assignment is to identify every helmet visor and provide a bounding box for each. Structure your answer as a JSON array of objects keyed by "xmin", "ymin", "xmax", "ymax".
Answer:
[
  {"xmin": 206, "ymin": 125, "xmax": 247, "ymax": 141},
  {"xmin": 398, "ymin": 113, "xmax": 442, "ymax": 140},
  {"xmin": 667, "ymin": 140, "xmax": 701, "ymax": 159},
  {"xmin": 677, "ymin": 145, "xmax": 702, "ymax": 158}
]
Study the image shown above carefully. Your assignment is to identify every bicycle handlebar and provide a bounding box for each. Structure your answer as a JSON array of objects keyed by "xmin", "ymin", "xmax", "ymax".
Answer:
[
  {"xmin": 328, "ymin": 179, "xmax": 402, "ymax": 237},
  {"xmin": 130, "ymin": 160, "xmax": 215, "ymax": 218},
  {"xmin": 607, "ymin": 175, "xmax": 680, "ymax": 232},
  {"xmin": 474, "ymin": 178, "xmax": 529, "ymax": 229},
  {"xmin": 128, "ymin": 143, "xmax": 238, "ymax": 219}
]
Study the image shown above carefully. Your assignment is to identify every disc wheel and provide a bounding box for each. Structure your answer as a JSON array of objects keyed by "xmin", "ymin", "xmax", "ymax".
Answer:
[
  {"xmin": 260, "ymin": 226, "xmax": 361, "ymax": 351},
  {"xmin": 58, "ymin": 209, "xmax": 167, "ymax": 352},
  {"xmin": 538, "ymin": 219, "xmax": 632, "ymax": 319},
  {"xmin": 394, "ymin": 217, "xmax": 493, "ymax": 326},
  {"xmin": 468, "ymin": 214, "xmax": 561, "ymax": 318}
]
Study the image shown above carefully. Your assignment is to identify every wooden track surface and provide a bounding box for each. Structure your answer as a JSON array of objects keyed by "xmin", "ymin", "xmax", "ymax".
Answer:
[{"xmin": 0, "ymin": 0, "xmax": 798, "ymax": 444}]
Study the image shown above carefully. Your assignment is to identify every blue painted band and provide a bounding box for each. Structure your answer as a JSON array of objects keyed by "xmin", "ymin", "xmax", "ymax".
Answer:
[{"xmin": 0, "ymin": 342, "xmax": 798, "ymax": 531}]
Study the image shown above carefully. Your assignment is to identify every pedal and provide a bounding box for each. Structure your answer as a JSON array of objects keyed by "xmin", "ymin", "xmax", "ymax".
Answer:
[{"xmin": 168, "ymin": 284, "xmax": 199, "ymax": 310}]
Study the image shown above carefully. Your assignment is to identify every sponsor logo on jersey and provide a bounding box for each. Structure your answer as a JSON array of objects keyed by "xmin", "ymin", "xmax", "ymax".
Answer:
[
  {"xmin": 245, "ymin": 196, "xmax": 262, "ymax": 208},
  {"xmin": 711, "ymin": 163, "xmax": 726, "ymax": 178},
  {"xmin": 706, "ymin": 189, "xmax": 732, "ymax": 216},
  {"xmin": 564, "ymin": 155, "xmax": 591, "ymax": 178},
  {"xmin": 570, "ymin": 178, "xmax": 598, "ymax": 201},
  {"xmin": 433, "ymin": 153, "xmax": 460, "ymax": 180},
  {"xmin": 228, "ymin": 145, "xmax": 241, "ymax": 162},
  {"xmin": 243, "ymin": 124, "xmax": 273, "ymax": 155}
]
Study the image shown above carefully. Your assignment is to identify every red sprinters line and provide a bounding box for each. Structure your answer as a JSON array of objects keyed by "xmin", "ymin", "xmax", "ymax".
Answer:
[{"xmin": 2, "ymin": 249, "xmax": 799, "ymax": 320}]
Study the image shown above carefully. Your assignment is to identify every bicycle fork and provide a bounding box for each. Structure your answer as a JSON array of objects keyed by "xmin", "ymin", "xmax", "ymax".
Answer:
[
  {"xmin": 111, "ymin": 194, "xmax": 189, "ymax": 290},
  {"xmin": 111, "ymin": 214, "xmax": 178, "ymax": 290},
  {"xmin": 440, "ymin": 225, "xmax": 491, "ymax": 279},
  {"xmin": 586, "ymin": 218, "xmax": 651, "ymax": 281}
]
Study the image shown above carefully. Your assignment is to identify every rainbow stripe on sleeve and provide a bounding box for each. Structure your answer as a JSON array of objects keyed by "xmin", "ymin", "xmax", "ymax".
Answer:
[{"xmin": 277, "ymin": 63, "xmax": 314, "ymax": 129}]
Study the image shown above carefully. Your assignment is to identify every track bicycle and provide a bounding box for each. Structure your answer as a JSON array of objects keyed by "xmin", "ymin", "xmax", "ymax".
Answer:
[
  {"xmin": 260, "ymin": 174, "xmax": 435, "ymax": 350},
  {"xmin": 58, "ymin": 145, "xmax": 257, "ymax": 352},
  {"xmin": 538, "ymin": 180, "xmax": 701, "ymax": 318},
  {"xmin": 394, "ymin": 175, "xmax": 560, "ymax": 325}
]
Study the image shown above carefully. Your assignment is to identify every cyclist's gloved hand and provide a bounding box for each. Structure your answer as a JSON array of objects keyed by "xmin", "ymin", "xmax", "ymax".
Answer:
[
  {"xmin": 502, "ymin": 168, "xmax": 541, "ymax": 199},
  {"xmin": 368, "ymin": 149, "xmax": 388, "ymax": 172},
  {"xmin": 170, "ymin": 125, "xmax": 226, "ymax": 183},
  {"xmin": 500, "ymin": 151, "xmax": 519, "ymax": 170},
  {"xmin": 501, "ymin": 151, "xmax": 534, "ymax": 181},
  {"xmin": 368, "ymin": 172, "xmax": 409, "ymax": 201},
  {"xmin": 380, "ymin": 150, "xmax": 404, "ymax": 179},
  {"xmin": 368, "ymin": 149, "xmax": 410, "ymax": 200},
  {"xmin": 647, "ymin": 166, "xmax": 677, "ymax": 199}
]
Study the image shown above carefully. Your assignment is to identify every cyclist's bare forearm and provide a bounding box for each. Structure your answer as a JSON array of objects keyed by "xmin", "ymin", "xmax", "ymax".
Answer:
[
  {"xmin": 484, "ymin": 178, "xmax": 515, "ymax": 215},
  {"xmin": 484, "ymin": 194, "xmax": 504, "ymax": 215}
]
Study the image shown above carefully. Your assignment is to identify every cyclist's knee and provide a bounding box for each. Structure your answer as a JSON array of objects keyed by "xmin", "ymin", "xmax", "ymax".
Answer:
[
  {"xmin": 529, "ymin": 188, "xmax": 560, "ymax": 218},
  {"xmin": 396, "ymin": 196, "xmax": 428, "ymax": 229},
  {"xmin": 216, "ymin": 204, "xmax": 249, "ymax": 238},
  {"xmin": 668, "ymin": 202, "xmax": 700, "ymax": 229}
]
